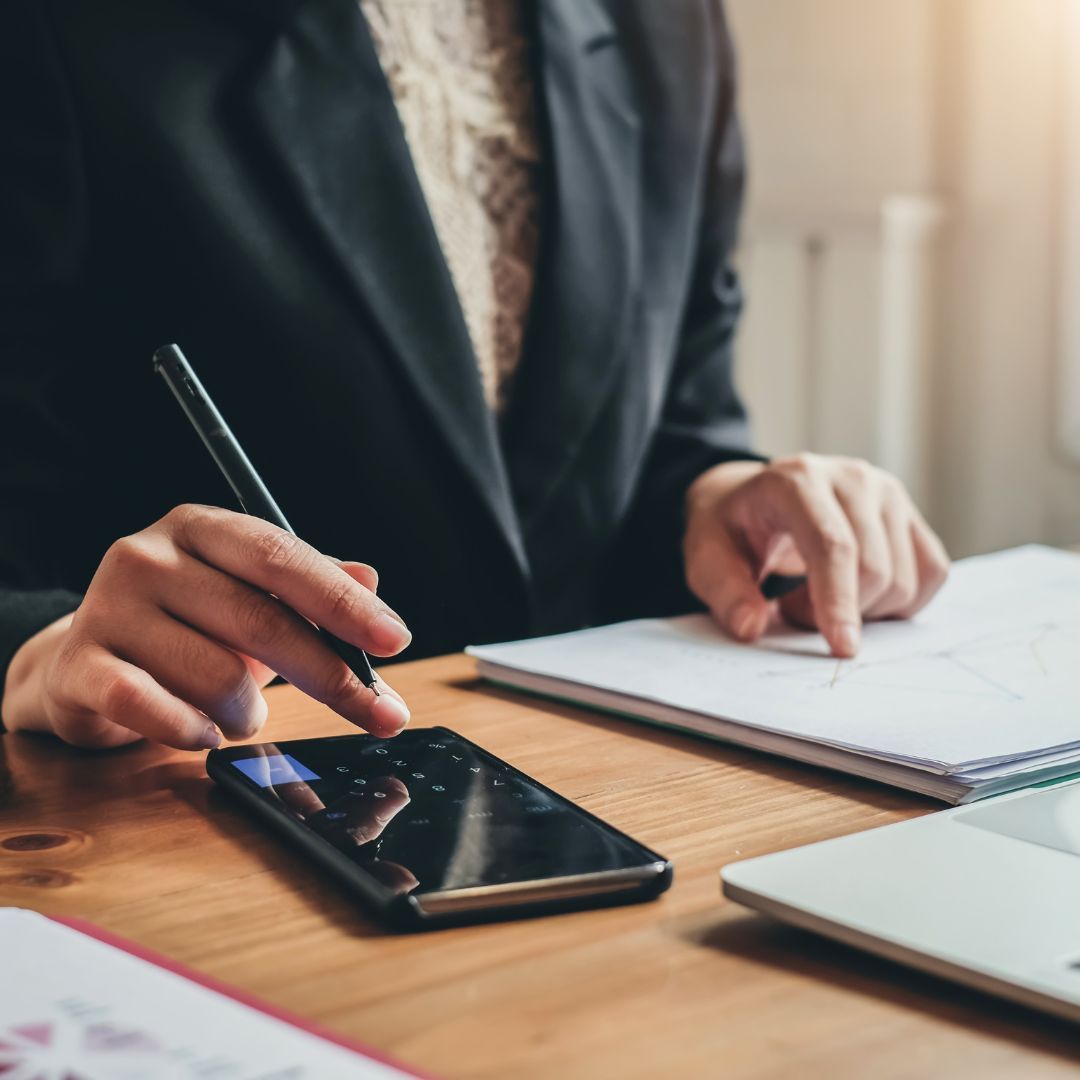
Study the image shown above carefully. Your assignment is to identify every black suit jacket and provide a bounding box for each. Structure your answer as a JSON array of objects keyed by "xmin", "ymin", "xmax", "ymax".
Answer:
[{"xmin": 0, "ymin": 0, "xmax": 757, "ymax": 685}]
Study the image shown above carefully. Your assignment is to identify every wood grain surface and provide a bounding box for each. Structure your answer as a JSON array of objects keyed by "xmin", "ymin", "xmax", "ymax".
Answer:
[{"xmin": 1, "ymin": 653, "xmax": 1077, "ymax": 1078}]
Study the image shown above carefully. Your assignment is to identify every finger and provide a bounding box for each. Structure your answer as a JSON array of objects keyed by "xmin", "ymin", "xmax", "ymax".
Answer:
[
  {"xmin": 234, "ymin": 745, "xmax": 328, "ymax": 817},
  {"xmin": 901, "ymin": 514, "xmax": 950, "ymax": 618},
  {"xmin": 240, "ymin": 653, "xmax": 278, "ymax": 689},
  {"xmin": 274, "ymin": 782, "xmax": 327, "ymax": 819},
  {"xmin": 368, "ymin": 674, "xmax": 411, "ymax": 736},
  {"xmin": 685, "ymin": 523, "xmax": 771, "ymax": 643},
  {"xmin": 368, "ymin": 690, "xmax": 411, "ymax": 737},
  {"xmin": 45, "ymin": 711, "xmax": 145, "ymax": 750},
  {"xmin": 231, "ymin": 744, "xmax": 291, "ymax": 789},
  {"xmin": 98, "ymin": 608, "xmax": 267, "ymax": 740},
  {"xmin": 758, "ymin": 533, "xmax": 805, "ymax": 578},
  {"xmin": 777, "ymin": 582, "xmax": 814, "ymax": 629},
  {"xmin": 372, "ymin": 672, "xmax": 406, "ymax": 704},
  {"xmin": 152, "ymin": 553, "xmax": 410, "ymax": 737},
  {"xmin": 833, "ymin": 487, "xmax": 894, "ymax": 615},
  {"xmin": 369, "ymin": 776, "xmax": 410, "ymax": 828},
  {"xmin": 34, "ymin": 697, "xmax": 143, "ymax": 750},
  {"xmin": 366, "ymin": 860, "xmax": 420, "ymax": 895},
  {"xmin": 863, "ymin": 502, "xmax": 919, "ymax": 620},
  {"xmin": 337, "ymin": 561, "xmax": 379, "ymax": 594},
  {"xmin": 346, "ymin": 776, "xmax": 410, "ymax": 845},
  {"xmin": 53, "ymin": 642, "xmax": 219, "ymax": 751},
  {"xmin": 232, "ymin": 741, "xmax": 276, "ymax": 776},
  {"xmin": 164, "ymin": 505, "xmax": 410, "ymax": 657},
  {"xmin": 764, "ymin": 474, "xmax": 861, "ymax": 656}
]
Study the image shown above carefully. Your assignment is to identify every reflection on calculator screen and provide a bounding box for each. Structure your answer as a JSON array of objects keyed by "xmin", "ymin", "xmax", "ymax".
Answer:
[{"xmin": 228, "ymin": 732, "xmax": 648, "ymax": 895}]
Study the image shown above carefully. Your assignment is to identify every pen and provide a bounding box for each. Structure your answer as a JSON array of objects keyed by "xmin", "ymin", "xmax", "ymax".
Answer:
[
  {"xmin": 760, "ymin": 573, "xmax": 807, "ymax": 600},
  {"xmin": 153, "ymin": 343, "xmax": 381, "ymax": 696}
]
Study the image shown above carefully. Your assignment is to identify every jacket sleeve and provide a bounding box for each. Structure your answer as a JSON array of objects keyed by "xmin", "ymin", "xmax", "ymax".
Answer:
[
  {"xmin": 0, "ymin": 4, "xmax": 87, "ymax": 707},
  {"xmin": 598, "ymin": 2, "xmax": 764, "ymax": 622}
]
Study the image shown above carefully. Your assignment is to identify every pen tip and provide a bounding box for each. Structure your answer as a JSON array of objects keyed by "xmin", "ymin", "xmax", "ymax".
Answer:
[{"xmin": 371, "ymin": 683, "xmax": 382, "ymax": 697}]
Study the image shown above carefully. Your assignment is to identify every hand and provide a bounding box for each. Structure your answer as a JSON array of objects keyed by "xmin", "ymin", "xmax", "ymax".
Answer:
[
  {"xmin": 683, "ymin": 454, "xmax": 950, "ymax": 657},
  {"xmin": 0, "ymin": 504, "xmax": 412, "ymax": 750},
  {"xmin": 245, "ymin": 743, "xmax": 420, "ymax": 894}
]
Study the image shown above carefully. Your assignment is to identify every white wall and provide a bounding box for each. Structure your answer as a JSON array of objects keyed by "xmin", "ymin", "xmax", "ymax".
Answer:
[
  {"xmin": 726, "ymin": 0, "xmax": 1080, "ymax": 556},
  {"xmin": 729, "ymin": 0, "xmax": 938, "ymax": 213}
]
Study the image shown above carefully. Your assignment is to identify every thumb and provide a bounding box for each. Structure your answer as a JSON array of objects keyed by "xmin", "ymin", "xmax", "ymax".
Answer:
[{"xmin": 687, "ymin": 526, "xmax": 770, "ymax": 643}]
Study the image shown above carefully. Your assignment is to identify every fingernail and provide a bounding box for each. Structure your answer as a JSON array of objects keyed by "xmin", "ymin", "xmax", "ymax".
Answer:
[
  {"xmin": 731, "ymin": 603, "xmax": 759, "ymax": 641},
  {"xmin": 371, "ymin": 611, "xmax": 412, "ymax": 652},
  {"xmin": 834, "ymin": 622, "xmax": 861, "ymax": 658},
  {"xmin": 370, "ymin": 693, "xmax": 410, "ymax": 734},
  {"xmin": 200, "ymin": 725, "xmax": 221, "ymax": 750}
]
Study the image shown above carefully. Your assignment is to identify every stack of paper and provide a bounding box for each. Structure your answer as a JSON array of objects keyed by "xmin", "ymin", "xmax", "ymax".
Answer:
[{"xmin": 468, "ymin": 546, "xmax": 1080, "ymax": 803}]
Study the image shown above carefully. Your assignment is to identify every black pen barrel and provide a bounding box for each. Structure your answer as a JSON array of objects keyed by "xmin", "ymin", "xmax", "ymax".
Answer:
[
  {"xmin": 153, "ymin": 343, "xmax": 379, "ymax": 692},
  {"xmin": 153, "ymin": 344, "xmax": 293, "ymax": 530}
]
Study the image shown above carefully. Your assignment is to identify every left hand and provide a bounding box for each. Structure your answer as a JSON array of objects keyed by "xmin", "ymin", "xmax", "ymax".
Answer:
[{"xmin": 683, "ymin": 454, "xmax": 950, "ymax": 657}]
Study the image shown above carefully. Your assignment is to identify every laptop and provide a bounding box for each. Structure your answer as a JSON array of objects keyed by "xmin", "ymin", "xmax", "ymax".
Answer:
[{"xmin": 721, "ymin": 777, "xmax": 1080, "ymax": 1023}]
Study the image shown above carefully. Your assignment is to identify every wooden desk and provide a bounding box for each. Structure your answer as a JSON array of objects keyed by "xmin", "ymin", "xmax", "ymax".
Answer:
[{"xmin": 1, "ymin": 654, "xmax": 1076, "ymax": 1078}]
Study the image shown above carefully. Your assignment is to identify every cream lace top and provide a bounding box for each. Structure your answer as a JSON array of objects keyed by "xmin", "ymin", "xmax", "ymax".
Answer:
[{"xmin": 358, "ymin": 0, "xmax": 541, "ymax": 412}]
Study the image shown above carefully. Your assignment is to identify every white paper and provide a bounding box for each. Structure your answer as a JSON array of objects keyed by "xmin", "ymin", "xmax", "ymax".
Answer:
[
  {"xmin": 469, "ymin": 546, "xmax": 1080, "ymax": 774},
  {"xmin": 0, "ymin": 908, "xmax": 412, "ymax": 1080}
]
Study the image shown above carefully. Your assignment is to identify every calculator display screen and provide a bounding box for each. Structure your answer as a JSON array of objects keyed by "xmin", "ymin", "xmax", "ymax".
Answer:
[{"xmin": 225, "ymin": 731, "xmax": 653, "ymax": 896}]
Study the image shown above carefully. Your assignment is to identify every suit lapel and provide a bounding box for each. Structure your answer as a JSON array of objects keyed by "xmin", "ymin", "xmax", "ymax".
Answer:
[
  {"xmin": 504, "ymin": 0, "xmax": 643, "ymax": 526},
  {"xmin": 235, "ymin": 0, "xmax": 529, "ymax": 574},
  {"xmin": 203, "ymin": 0, "xmax": 300, "ymax": 23}
]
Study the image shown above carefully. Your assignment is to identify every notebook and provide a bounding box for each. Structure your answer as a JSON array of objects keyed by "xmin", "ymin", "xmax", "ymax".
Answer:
[
  {"xmin": 468, "ymin": 546, "xmax": 1080, "ymax": 804},
  {"xmin": 0, "ymin": 907, "xmax": 423, "ymax": 1079}
]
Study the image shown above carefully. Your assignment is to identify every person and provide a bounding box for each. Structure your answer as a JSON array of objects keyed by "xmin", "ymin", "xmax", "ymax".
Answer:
[{"xmin": 0, "ymin": 0, "xmax": 948, "ymax": 753}]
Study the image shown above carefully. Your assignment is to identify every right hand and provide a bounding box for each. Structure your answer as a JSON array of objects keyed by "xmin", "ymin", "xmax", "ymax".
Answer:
[
  {"xmin": 242, "ymin": 743, "xmax": 419, "ymax": 895},
  {"xmin": 0, "ymin": 504, "xmax": 412, "ymax": 751}
]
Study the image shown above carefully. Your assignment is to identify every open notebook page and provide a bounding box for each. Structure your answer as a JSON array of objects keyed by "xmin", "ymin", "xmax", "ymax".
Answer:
[{"xmin": 469, "ymin": 546, "xmax": 1080, "ymax": 774}]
